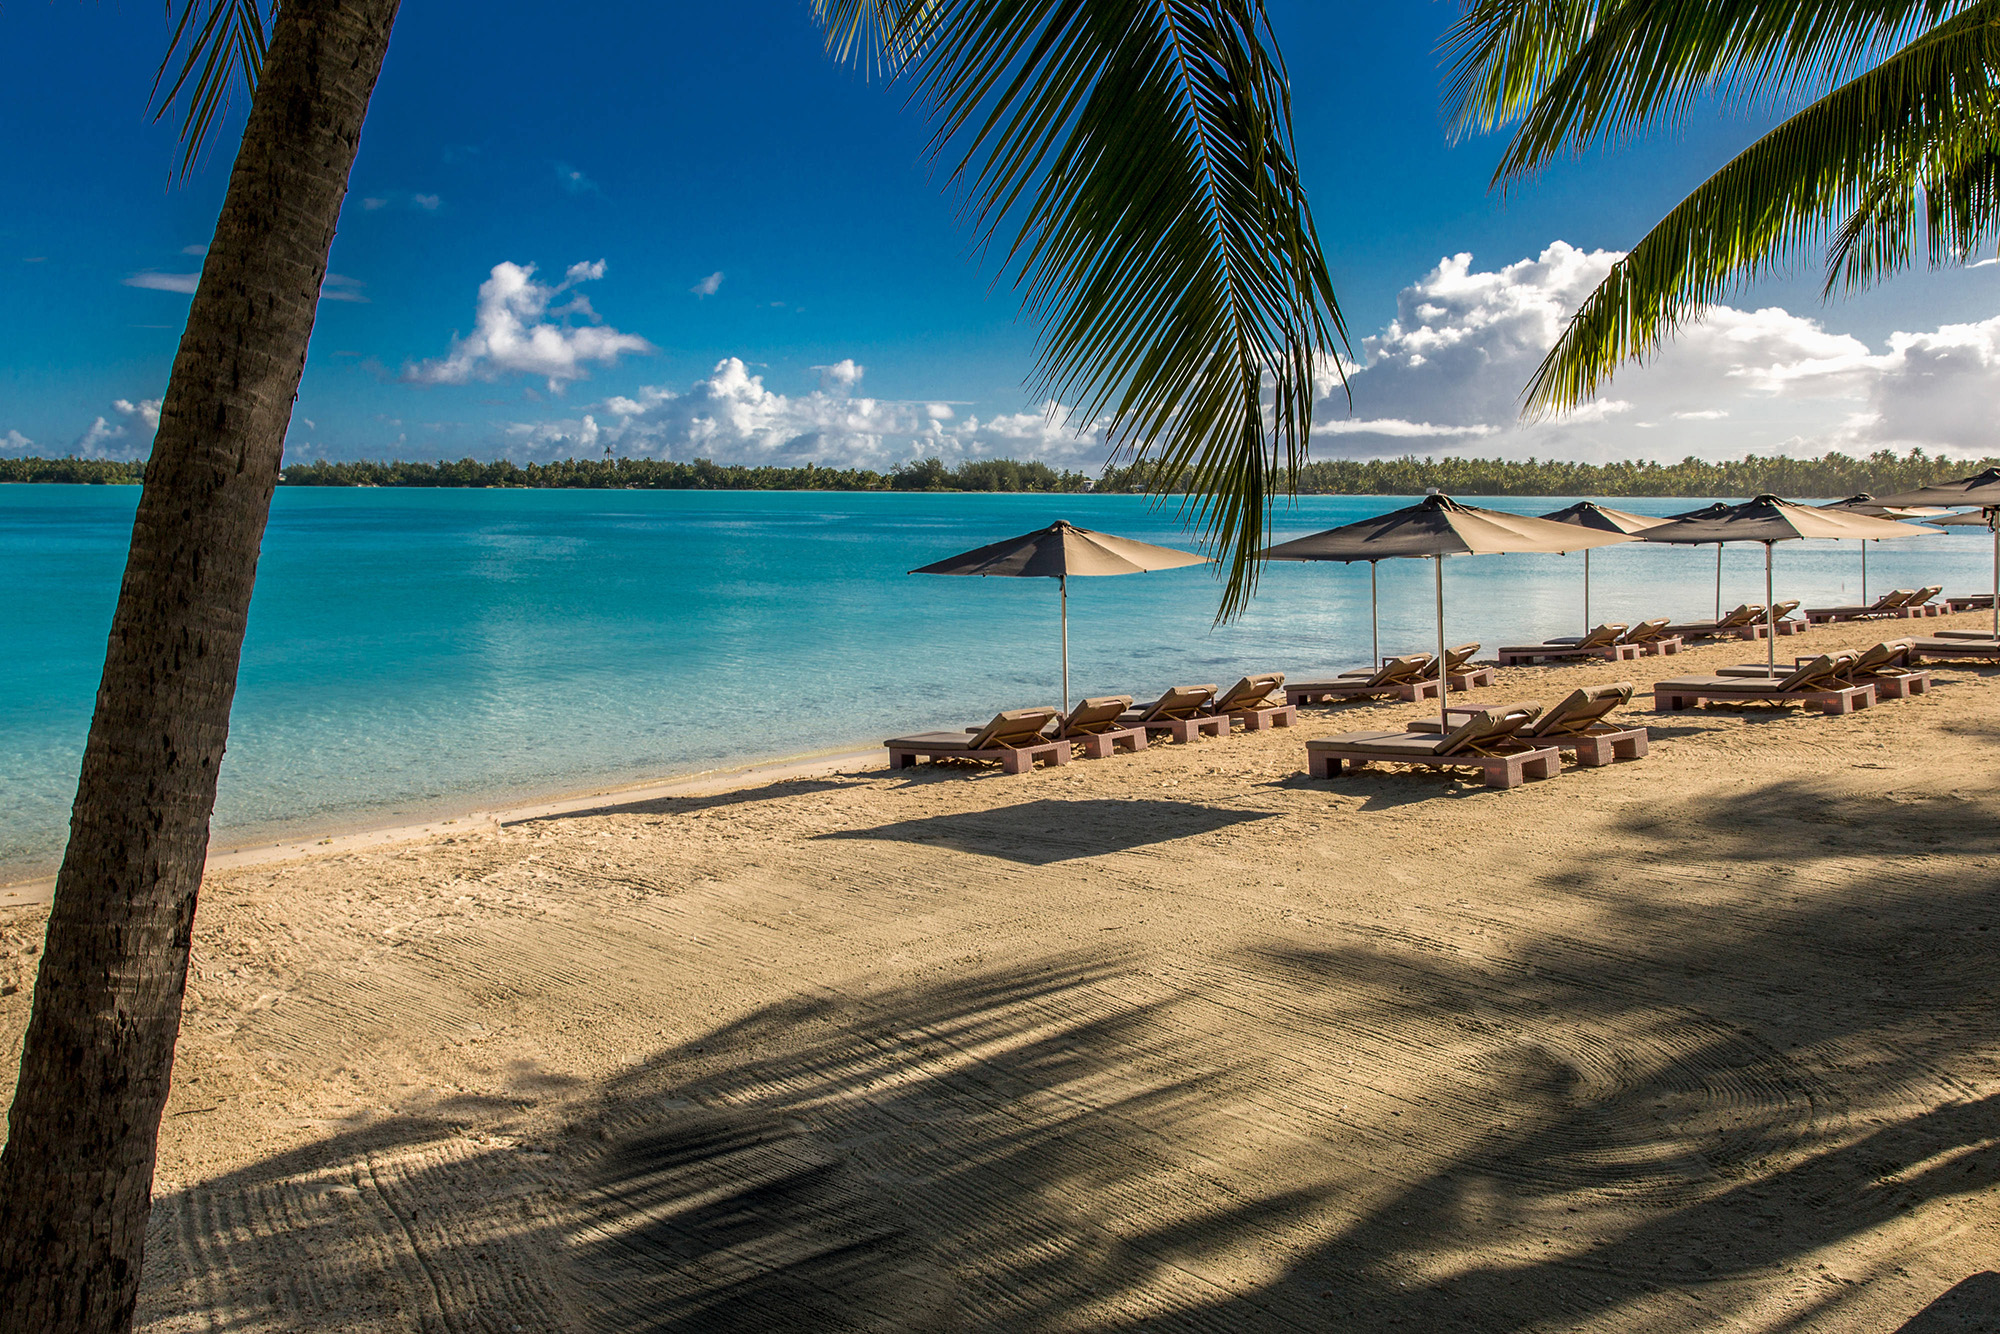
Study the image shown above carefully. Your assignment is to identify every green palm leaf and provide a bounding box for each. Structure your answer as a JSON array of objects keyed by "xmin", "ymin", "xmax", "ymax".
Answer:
[
  {"xmin": 817, "ymin": 0, "xmax": 1347, "ymax": 617},
  {"xmin": 152, "ymin": 0, "xmax": 272, "ymax": 179},
  {"xmin": 1520, "ymin": 3, "xmax": 2000, "ymax": 415}
]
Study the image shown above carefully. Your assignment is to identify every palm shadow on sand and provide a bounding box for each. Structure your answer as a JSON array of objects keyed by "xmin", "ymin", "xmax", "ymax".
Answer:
[{"xmin": 813, "ymin": 797, "xmax": 1277, "ymax": 865}]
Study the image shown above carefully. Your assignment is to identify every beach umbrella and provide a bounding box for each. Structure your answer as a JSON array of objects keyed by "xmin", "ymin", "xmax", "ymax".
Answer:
[
  {"xmin": 1664, "ymin": 501, "xmax": 1735, "ymax": 619},
  {"xmin": 1536, "ymin": 502, "xmax": 1669, "ymax": 635},
  {"xmin": 1639, "ymin": 495, "xmax": 1941, "ymax": 669},
  {"xmin": 911, "ymin": 520, "xmax": 1207, "ymax": 716},
  {"xmin": 1260, "ymin": 494, "xmax": 1636, "ymax": 727},
  {"xmin": 1814, "ymin": 495, "xmax": 1950, "ymax": 603},
  {"xmin": 1874, "ymin": 468, "xmax": 2000, "ymax": 638}
]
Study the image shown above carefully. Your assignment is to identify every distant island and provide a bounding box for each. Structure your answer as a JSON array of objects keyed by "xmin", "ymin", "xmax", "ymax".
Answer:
[{"xmin": 5, "ymin": 449, "xmax": 1995, "ymax": 498}]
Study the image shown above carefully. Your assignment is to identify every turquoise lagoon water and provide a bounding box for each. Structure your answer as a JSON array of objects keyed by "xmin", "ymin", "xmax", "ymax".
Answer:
[{"xmin": 5, "ymin": 484, "xmax": 1994, "ymax": 874}]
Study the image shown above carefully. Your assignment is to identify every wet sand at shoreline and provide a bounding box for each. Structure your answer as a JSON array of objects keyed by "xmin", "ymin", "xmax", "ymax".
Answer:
[{"xmin": 4, "ymin": 613, "xmax": 2000, "ymax": 1331}]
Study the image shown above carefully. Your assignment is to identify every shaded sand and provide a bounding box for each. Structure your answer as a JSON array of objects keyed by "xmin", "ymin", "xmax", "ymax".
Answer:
[{"xmin": 5, "ymin": 614, "xmax": 2000, "ymax": 1330}]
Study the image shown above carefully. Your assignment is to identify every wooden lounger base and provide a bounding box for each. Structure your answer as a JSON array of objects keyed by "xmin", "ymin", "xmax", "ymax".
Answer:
[
  {"xmin": 1912, "ymin": 640, "xmax": 2000, "ymax": 661},
  {"xmin": 1306, "ymin": 746, "xmax": 1561, "ymax": 789},
  {"xmin": 887, "ymin": 741, "xmax": 1070, "ymax": 773},
  {"xmin": 1448, "ymin": 667, "xmax": 1498, "ymax": 689},
  {"xmin": 1638, "ymin": 638, "xmax": 1684, "ymax": 656},
  {"xmin": 1141, "ymin": 715, "xmax": 1229, "ymax": 743},
  {"xmin": 1223, "ymin": 704, "xmax": 1297, "ymax": 731},
  {"xmin": 1653, "ymin": 684, "xmax": 1875, "ymax": 714},
  {"xmin": 1947, "ymin": 596, "xmax": 1995, "ymax": 612},
  {"xmin": 1287, "ymin": 680, "xmax": 1440, "ymax": 706},
  {"xmin": 1562, "ymin": 727, "xmax": 1649, "ymax": 766},
  {"xmin": 1497, "ymin": 644, "xmax": 1642, "ymax": 666},
  {"xmin": 1070, "ymin": 726, "xmax": 1148, "ymax": 758}
]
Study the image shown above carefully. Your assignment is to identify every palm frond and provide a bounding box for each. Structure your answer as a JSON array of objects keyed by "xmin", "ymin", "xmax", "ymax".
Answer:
[
  {"xmin": 152, "ymin": 0, "xmax": 271, "ymax": 180},
  {"xmin": 816, "ymin": 0, "xmax": 1346, "ymax": 618},
  {"xmin": 1446, "ymin": 0, "xmax": 1973, "ymax": 179},
  {"xmin": 1524, "ymin": 6, "xmax": 2000, "ymax": 415},
  {"xmin": 1826, "ymin": 101, "xmax": 2000, "ymax": 290}
]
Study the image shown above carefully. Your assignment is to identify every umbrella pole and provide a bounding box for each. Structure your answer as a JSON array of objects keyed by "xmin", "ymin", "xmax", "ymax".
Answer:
[
  {"xmin": 1861, "ymin": 540, "xmax": 1867, "ymax": 604},
  {"xmin": 1583, "ymin": 548, "xmax": 1591, "ymax": 637},
  {"xmin": 1370, "ymin": 561, "xmax": 1379, "ymax": 665},
  {"xmin": 1435, "ymin": 555, "xmax": 1448, "ymax": 730},
  {"xmin": 1765, "ymin": 542, "xmax": 1776, "ymax": 672},
  {"xmin": 1059, "ymin": 574, "xmax": 1070, "ymax": 718},
  {"xmin": 1715, "ymin": 544, "xmax": 1723, "ymax": 620},
  {"xmin": 1991, "ymin": 512, "xmax": 1998, "ymax": 640}
]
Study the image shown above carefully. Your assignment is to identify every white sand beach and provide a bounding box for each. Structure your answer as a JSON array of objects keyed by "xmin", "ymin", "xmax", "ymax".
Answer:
[{"xmin": 4, "ymin": 614, "xmax": 2000, "ymax": 1331}]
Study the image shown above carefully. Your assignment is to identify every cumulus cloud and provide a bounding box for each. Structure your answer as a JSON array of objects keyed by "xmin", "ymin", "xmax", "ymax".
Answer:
[
  {"xmin": 65, "ymin": 397, "xmax": 164, "ymax": 459},
  {"xmin": 690, "ymin": 271, "xmax": 724, "ymax": 298},
  {"xmin": 501, "ymin": 357, "xmax": 1107, "ymax": 469},
  {"xmin": 113, "ymin": 398, "xmax": 162, "ymax": 429},
  {"xmin": 404, "ymin": 260, "xmax": 652, "ymax": 392},
  {"xmin": 123, "ymin": 271, "xmax": 200, "ymax": 294},
  {"xmin": 1317, "ymin": 241, "xmax": 2000, "ymax": 461},
  {"xmin": 2, "ymin": 429, "xmax": 32, "ymax": 455},
  {"xmin": 814, "ymin": 358, "xmax": 863, "ymax": 392}
]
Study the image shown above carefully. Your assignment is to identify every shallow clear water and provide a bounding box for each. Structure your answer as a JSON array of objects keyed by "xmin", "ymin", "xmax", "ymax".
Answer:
[{"xmin": 5, "ymin": 485, "xmax": 1991, "ymax": 873}]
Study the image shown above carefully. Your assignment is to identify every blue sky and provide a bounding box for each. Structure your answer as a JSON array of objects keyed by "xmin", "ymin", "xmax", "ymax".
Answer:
[{"xmin": 6, "ymin": 1, "xmax": 2000, "ymax": 468}]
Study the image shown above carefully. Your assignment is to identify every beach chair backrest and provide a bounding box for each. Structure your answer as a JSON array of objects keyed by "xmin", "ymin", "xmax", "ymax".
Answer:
[
  {"xmin": 1442, "ymin": 643, "xmax": 1481, "ymax": 672},
  {"xmin": 1528, "ymin": 683, "xmax": 1635, "ymax": 738},
  {"xmin": 1140, "ymin": 684, "xmax": 1218, "ymax": 721},
  {"xmin": 1769, "ymin": 599, "xmax": 1800, "ymax": 621},
  {"xmin": 1720, "ymin": 604, "xmax": 1764, "ymax": 628},
  {"xmin": 1436, "ymin": 703, "xmax": 1543, "ymax": 757},
  {"xmin": 968, "ymin": 707, "xmax": 1062, "ymax": 749},
  {"xmin": 1368, "ymin": 654, "xmax": 1434, "ymax": 687},
  {"xmin": 1911, "ymin": 585, "xmax": 1943, "ymax": 606},
  {"xmin": 1847, "ymin": 640, "xmax": 1915, "ymax": 676},
  {"xmin": 1213, "ymin": 673, "xmax": 1285, "ymax": 712},
  {"xmin": 1874, "ymin": 588, "xmax": 1917, "ymax": 610},
  {"xmin": 1576, "ymin": 623, "xmax": 1628, "ymax": 649},
  {"xmin": 1060, "ymin": 696, "xmax": 1134, "ymax": 735},
  {"xmin": 1624, "ymin": 617, "xmax": 1671, "ymax": 643},
  {"xmin": 1774, "ymin": 653, "xmax": 1854, "ymax": 692}
]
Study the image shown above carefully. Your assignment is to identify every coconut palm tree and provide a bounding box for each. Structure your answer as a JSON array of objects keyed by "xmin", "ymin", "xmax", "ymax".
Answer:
[
  {"xmin": 1443, "ymin": 0, "xmax": 2000, "ymax": 415},
  {"xmin": 0, "ymin": 1, "xmax": 1341, "ymax": 1328}
]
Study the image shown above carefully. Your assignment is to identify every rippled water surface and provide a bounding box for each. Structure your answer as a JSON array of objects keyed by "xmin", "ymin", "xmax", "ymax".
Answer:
[{"xmin": 5, "ymin": 484, "xmax": 1990, "ymax": 872}]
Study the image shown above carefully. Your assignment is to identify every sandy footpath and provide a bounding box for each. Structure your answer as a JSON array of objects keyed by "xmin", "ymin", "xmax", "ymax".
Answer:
[{"xmin": 4, "ymin": 614, "xmax": 2000, "ymax": 1331}]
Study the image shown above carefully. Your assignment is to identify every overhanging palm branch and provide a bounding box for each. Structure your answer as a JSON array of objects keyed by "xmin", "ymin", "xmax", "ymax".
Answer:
[
  {"xmin": 818, "ymin": 0, "xmax": 1347, "ymax": 617},
  {"xmin": 1454, "ymin": 0, "xmax": 2000, "ymax": 414},
  {"xmin": 1826, "ymin": 99, "xmax": 2000, "ymax": 289},
  {"xmin": 1445, "ymin": 0, "xmax": 1970, "ymax": 177},
  {"xmin": 153, "ymin": 0, "xmax": 271, "ymax": 179}
]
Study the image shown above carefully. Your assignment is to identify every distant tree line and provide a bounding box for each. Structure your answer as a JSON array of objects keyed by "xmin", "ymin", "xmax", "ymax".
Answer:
[{"xmin": 5, "ymin": 447, "xmax": 1996, "ymax": 497}]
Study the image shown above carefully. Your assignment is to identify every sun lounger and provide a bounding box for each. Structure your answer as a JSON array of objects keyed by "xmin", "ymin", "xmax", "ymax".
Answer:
[
  {"xmin": 1910, "ymin": 637, "xmax": 2000, "ymax": 661},
  {"xmin": 1204, "ymin": 673, "xmax": 1297, "ymax": 731},
  {"xmin": 1340, "ymin": 644, "xmax": 1491, "ymax": 689},
  {"xmin": 1804, "ymin": 589, "xmax": 1920, "ymax": 624},
  {"xmin": 1051, "ymin": 695, "xmax": 1149, "ymax": 758},
  {"xmin": 1305, "ymin": 703, "xmax": 1561, "ymax": 789},
  {"xmin": 1287, "ymin": 654, "xmax": 1440, "ymax": 706},
  {"xmin": 1947, "ymin": 593, "xmax": 1995, "ymax": 612},
  {"xmin": 1410, "ymin": 683, "xmax": 1648, "ymax": 766},
  {"xmin": 1768, "ymin": 599, "xmax": 1808, "ymax": 635},
  {"xmin": 1497, "ymin": 623, "xmax": 1637, "ymax": 665},
  {"xmin": 888, "ymin": 707, "xmax": 1069, "ymax": 773},
  {"xmin": 1120, "ymin": 684, "xmax": 1228, "ymax": 742},
  {"xmin": 1548, "ymin": 617, "xmax": 1683, "ymax": 657},
  {"xmin": 1905, "ymin": 586, "xmax": 1945, "ymax": 617},
  {"xmin": 1662, "ymin": 604, "xmax": 1767, "ymax": 641},
  {"xmin": 1654, "ymin": 653, "xmax": 1875, "ymax": 714},
  {"xmin": 1714, "ymin": 640, "xmax": 1932, "ymax": 699}
]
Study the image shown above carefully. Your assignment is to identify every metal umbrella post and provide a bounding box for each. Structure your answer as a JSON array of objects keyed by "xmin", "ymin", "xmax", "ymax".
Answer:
[{"xmin": 1058, "ymin": 573, "xmax": 1069, "ymax": 719}]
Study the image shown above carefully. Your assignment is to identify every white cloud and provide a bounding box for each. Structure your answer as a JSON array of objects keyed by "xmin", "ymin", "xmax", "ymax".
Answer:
[
  {"xmin": 123, "ymin": 271, "xmax": 200, "ymax": 294},
  {"xmin": 362, "ymin": 197, "xmax": 389, "ymax": 210},
  {"xmin": 2, "ymin": 429, "xmax": 31, "ymax": 455},
  {"xmin": 1315, "ymin": 240, "xmax": 2000, "ymax": 462},
  {"xmin": 690, "ymin": 271, "xmax": 724, "ymax": 298},
  {"xmin": 413, "ymin": 194, "xmax": 441, "ymax": 210},
  {"xmin": 404, "ymin": 260, "xmax": 653, "ymax": 392},
  {"xmin": 113, "ymin": 398, "xmax": 162, "ymax": 429},
  {"xmin": 181, "ymin": 244, "xmax": 207, "ymax": 256},
  {"xmin": 556, "ymin": 163, "xmax": 598, "ymax": 195},
  {"xmin": 74, "ymin": 417, "xmax": 122, "ymax": 455},
  {"xmin": 321, "ymin": 273, "xmax": 369, "ymax": 304},
  {"xmin": 814, "ymin": 358, "xmax": 863, "ymax": 392},
  {"xmin": 501, "ymin": 357, "xmax": 1108, "ymax": 469}
]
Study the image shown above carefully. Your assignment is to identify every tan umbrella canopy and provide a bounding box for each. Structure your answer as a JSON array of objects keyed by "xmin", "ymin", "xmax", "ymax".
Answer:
[
  {"xmin": 1663, "ymin": 501, "xmax": 1736, "ymax": 619},
  {"xmin": 1875, "ymin": 468, "xmax": 2000, "ymax": 637},
  {"xmin": 1639, "ymin": 494, "xmax": 1940, "ymax": 667},
  {"xmin": 1261, "ymin": 494, "xmax": 1635, "ymax": 726},
  {"xmin": 1814, "ymin": 495, "xmax": 1950, "ymax": 602},
  {"xmin": 912, "ymin": 520, "xmax": 1207, "ymax": 715},
  {"xmin": 1537, "ymin": 502, "xmax": 1669, "ymax": 635}
]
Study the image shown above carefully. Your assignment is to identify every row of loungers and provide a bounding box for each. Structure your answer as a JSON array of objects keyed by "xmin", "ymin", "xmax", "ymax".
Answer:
[
  {"xmin": 885, "ymin": 674, "xmax": 1298, "ymax": 773},
  {"xmin": 1803, "ymin": 586, "xmax": 1944, "ymax": 623},
  {"xmin": 1494, "ymin": 604, "xmax": 1816, "ymax": 665},
  {"xmin": 1305, "ymin": 686, "xmax": 1647, "ymax": 789},
  {"xmin": 1653, "ymin": 643, "xmax": 1933, "ymax": 714}
]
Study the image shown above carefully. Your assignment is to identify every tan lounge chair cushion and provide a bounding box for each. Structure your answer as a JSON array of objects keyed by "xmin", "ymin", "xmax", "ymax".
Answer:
[
  {"xmin": 891, "ymin": 706, "xmax": 1061, "ymax": 752},
  {"xmin": 1123, "ymin": 684, "xmax": 1219, "ymax": 723},
  {"xmin": 1527, "ymin": 683, "xmax": 1635, "ymax": 738},
  {"xmin": 1059, "ymin": 696, "xmax": 1136, "ymax": 735},
  {"xmin": 1212, "ymin": 673, "xmax": 1286, "ymax": 712},
  {"xmin": 1317, "ymin": 703, "xmax": 1543, "ymax": 759}
]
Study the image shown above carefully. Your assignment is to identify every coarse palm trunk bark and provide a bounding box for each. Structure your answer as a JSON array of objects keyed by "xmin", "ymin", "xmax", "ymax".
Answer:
[{"xmin": 0, "ymin": 0, "xmax": 399, "ymax": 1326}]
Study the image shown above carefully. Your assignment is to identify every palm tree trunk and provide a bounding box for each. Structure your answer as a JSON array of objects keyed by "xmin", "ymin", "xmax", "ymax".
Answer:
[{"xmin": 0, "ymin": 0, "xmax": 399, "ymax": 1326}]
